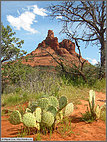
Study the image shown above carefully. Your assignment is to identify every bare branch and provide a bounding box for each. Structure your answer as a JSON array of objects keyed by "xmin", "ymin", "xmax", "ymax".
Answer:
[{"xmin": 48, "ymin": 1, "xmax": 106, "ymax": 78}]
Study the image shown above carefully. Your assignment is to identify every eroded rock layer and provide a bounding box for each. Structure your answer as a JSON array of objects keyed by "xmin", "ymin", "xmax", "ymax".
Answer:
[{"xmin": 22, "ymin": 30, "xmax": 88, "ymax": 67}]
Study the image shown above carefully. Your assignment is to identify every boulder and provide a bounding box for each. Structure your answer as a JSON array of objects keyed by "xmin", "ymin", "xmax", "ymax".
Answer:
[{"xmin": 59, "ymin": 39, "xmax": 75, "ymax": 53}]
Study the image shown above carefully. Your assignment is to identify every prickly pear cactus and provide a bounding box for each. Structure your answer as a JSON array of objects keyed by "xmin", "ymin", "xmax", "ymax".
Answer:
[
  {"xmin": 47, "ymin": 106, "xmax": 57, "ymax": 117},
  {"xmin": 37, "ymin": 98, "xmax": 49, "ymax": 110},
  {"xmin": 48, "ymin": 96, "xmax": 59, "ymax": 108},
  {"xmin": 42, "ymin": 111, "xmax": 54, "ymax": 127},
  {"xmin": 33, "ymin": 107, "xmax": 41, "ymax": 122},
  {"xmin": 8, "ymin": 94, "xmax": 75, "ymax": 132},
  {"xmin": 59, "ymin": 96, "xmax": 67, "ymax": 110},
  {"xmin": 95, "ymin": 105, "xmax": 101, "ymax": 119},
  {"xmin": 23, "ymin": 113, "xmax": 38, "ymax": 128},
  {"xmin": 64, "ymin": 102, "xmax": 74, "ymax": 117},
  {"xmin": 9, "ymin": 110, "xmax": 22, "ymax": 125}
]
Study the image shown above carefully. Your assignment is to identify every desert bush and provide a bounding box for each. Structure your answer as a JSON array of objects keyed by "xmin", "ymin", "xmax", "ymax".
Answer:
[
  {"xmin": 2, "ymin": 59, "xmax": 105, "ymax": 96},
  {"xmin": 58, "ymin": 63, "xmax": 106, "ymax": 91},
  {"xmin": 82, "ymin": 63, "xmax": 101, "ymax": 85},
  {"xmin": 21, "ymin": 70, "xmax": 61, "ymax": 96},
  {"xmin": 1, "ymin": 60, "xmax": 33, "ymax": 93},
  {"xmin": 2, "ymin": 61, "xmax": 61, "ymax": 97},
  {"xmin": 92, "ymin": 78, "xmax": 106, "ymax": 93}
]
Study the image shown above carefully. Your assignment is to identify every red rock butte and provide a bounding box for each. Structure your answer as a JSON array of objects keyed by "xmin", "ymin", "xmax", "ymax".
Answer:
[{"xmin": 22, "ymin": 30, "xmax": 88, "ymax": 67}]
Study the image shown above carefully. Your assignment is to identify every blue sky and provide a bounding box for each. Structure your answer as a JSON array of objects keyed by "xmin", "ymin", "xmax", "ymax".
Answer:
[{"xmin": 1, "ymin": 1, "xmax": 100, "ymax": 65}]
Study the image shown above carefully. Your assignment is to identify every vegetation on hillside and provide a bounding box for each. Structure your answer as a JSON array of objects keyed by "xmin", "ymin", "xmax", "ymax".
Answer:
[{"xmin": 1, "ymin": 59, "xmax": 106, "ymax": 108}]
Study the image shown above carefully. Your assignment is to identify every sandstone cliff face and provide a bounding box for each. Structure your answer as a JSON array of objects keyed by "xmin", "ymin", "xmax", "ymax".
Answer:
[
  {"xmin": 47, "ymin": 30, "xmax": 54, "ymax": 39},
  {"xmin": 37, "ymin": 30, "xmax": 75, "ymax": 55},
  {"xmin": 22, "ymin": 30, "xmax": 88, "ymax": 67},
  {"xmin": 38, "ymin": 30, "xmax": 59, "ymax": 51}
]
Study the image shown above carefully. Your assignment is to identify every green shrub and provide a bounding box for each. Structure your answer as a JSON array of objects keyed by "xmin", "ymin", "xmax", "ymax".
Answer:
[
  {"xmin": 81, "ymin": 110, "xmax": 95, "ymax": 123},
  {"xmin": 59, "ymin": 63, "xmax": 106, "ymax": 90},
  {"xmin": 92, "ymin": 78, "xmax": 106, "ymax": 93},
  {"xmin": 2, "ymin": 62, "xmax": 61, "ymax": 97}
]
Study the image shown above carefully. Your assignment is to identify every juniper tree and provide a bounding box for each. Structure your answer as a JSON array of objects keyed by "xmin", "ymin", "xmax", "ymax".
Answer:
[{"xmin": 1, "ymin": 24, "xmax": 26, "ymax": 63}]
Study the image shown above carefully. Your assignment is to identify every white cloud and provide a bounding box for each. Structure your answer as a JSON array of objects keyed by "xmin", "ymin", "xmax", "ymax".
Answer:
[
  {"xmin": 56, "ymin": 16, "xmax": 62, "ymax": 19},
  {"xmin": 86, "ymin": 58, "xmax": 98, "ymax": 65},
  {"xmin": 7, "ymin": 11, "xmax": 38, "ymax": 34},
  {"xmin": 7, "ymin": 5, "xmax": 48, "ymax": 34},
  {"xmin": 32, "ymin": 5, "xmax": 47, "ymax": 16}
]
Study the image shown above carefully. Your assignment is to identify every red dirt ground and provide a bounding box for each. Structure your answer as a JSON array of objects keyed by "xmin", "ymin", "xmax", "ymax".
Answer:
[{"xmin": 1, "ymin": 91, "xmax": 106, "ymax": 141}]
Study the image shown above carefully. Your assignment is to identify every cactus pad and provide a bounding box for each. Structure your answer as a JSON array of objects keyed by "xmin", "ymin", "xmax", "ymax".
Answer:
[
  {"xmin": 33, "ymin": 107, "xmax": 42, "ymax": 122},
  {"xmin": 47, "ymin": 106, "xmax": 57, "ymax": 117},
  {"xmin": 23, "ymin": 113, "xmax": 38, "ymax": 128},
  {"xmin": 59, "ymin": 96, "xmax": 68, "ymax": 110},
  {"xmin": 48, "ymin": 96, "xmax": 59, "ymax": 108},
  {"xmin": 42, "ymin": 111, "xmax": 54, "ymax": 127},
  {"xmin": 37, "ymin": 98, "xmax": 49, "ymax": 110},
  {"xmin": 64, "ymin": 102, "xmax": 74, "ymax": 117},
  {"xmin": 9, "ymin": 110, "xmax": 22, "ymax": 125}
]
